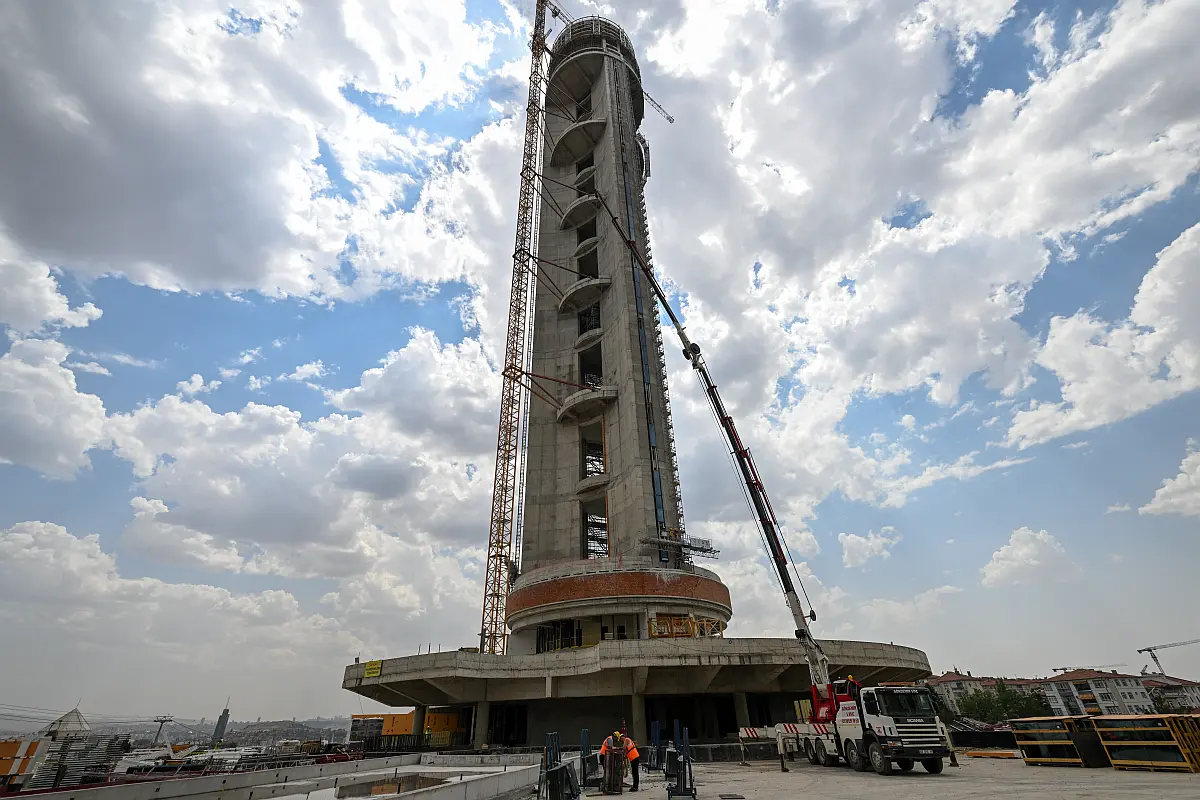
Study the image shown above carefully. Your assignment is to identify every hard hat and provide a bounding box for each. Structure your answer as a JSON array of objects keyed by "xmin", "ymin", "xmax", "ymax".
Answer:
[{"xmin": 614, "ymin": 731, "xmax": 621, "ymax": 739}]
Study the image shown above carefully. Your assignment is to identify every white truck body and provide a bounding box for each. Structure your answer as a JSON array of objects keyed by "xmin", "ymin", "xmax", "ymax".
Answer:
[{"xmin": 776, "ymin": 686, "xmax": 952, "ymax": 775}]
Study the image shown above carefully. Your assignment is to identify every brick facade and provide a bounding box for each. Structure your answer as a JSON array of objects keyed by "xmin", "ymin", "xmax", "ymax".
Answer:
[{"xmin": 506, "ymin": 570, "xmax": 732, "ymax": 621}]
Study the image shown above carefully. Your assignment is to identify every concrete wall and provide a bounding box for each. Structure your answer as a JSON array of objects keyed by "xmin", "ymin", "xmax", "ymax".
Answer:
[
  {"xmin": 525, "ymin": 696, "xmax": 634, "ymax": 748},
  {"xmin": 33, "ymin": 756, "xmax": 424, "ymax": 800}
]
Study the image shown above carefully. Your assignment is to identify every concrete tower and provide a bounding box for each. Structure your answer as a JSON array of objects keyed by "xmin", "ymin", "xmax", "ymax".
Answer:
[
  {"xmin": 342, "ymin": 15, "xmax": 934, "ymax": 751},
  {"xmin": 504, "ymin": 17, "xmax": 733, "ymax": 656}
]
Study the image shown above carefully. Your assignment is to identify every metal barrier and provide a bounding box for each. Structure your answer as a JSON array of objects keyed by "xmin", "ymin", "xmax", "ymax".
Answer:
[
  {"xmin": 1094, "ymin": 715, "xmax": 1200, "ymax": 773},
  {"xmin": 358, "ymin": 732, "xmax": 471, "ymax": 754},
  {"xmin": 667, "ymin": 728, "xmax": 695, "ymax": 800}
]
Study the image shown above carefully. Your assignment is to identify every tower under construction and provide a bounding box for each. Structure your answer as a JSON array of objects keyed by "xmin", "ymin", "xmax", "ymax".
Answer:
[{"xmin": 344, "ymin": 11, "xmax": 931, "ymax": 748}]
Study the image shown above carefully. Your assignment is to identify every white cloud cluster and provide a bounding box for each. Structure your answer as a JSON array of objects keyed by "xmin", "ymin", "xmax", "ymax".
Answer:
[
  {"xmin": 838, "ymin": 527, "xmax": 902, "ymax": 569},
  {"xmin": 1009, "ymin": 223, "xmax": 1200, "ymax": 448},
  {"xmin": 980, "ymin": 527, "xmax": 1080, "ymax": 587},
  {"xmin": 0, "ymin": 520, "xmax": 364, "ymax": 714},
  {"xmin": 1140, "ymin": 443, "xmax": 1200, "ymax": 518},
  {"xmin": 0, "ymin": 339, "xmax": 107, "ymax": 478},
  {"xmin": 0, "ymin": 0, "xmax": 515, "ymax": 301},
  {"xmin": 0, "ymin": 238, "xmax": 101, "ymax": 333}
]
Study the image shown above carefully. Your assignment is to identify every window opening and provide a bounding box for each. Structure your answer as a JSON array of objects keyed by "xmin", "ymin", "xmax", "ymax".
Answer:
[
  {"xmin": 582, "ymin": 497, "xmax": 608, "ymax": 559},
  {"xmin": 578, "ymin": 303, "xmax": 601, "ymax": 335}
]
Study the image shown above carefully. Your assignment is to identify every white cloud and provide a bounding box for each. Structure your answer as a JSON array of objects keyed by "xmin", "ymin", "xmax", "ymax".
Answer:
[
  {"xmin": 1105, "ymin": 503, "xmax": 1131, "ymax": 514},
  {"xmin": 238, "ymin": 348, "xmax": 263, "ymax": 365},
  {"xmin": 176, "ymin": 374, "xmax": 221, "ymax": 395},
  {"xmin": 1008, "ymin": 222, "xmax": 1200, "ymax": 449},
  {"xmin": 65, "ymin": 361, "xmax": 111, "ymax": 376},
  {"xmin": 859, "ymin": 586, "xmax": 963, "ymax": 629},
  {"xmin": 899, "ymin": 414, "xmax": 917, "ymax": 430},
  {"xmin": 0, "ymin": 0, "xmax": 508, "ymax": 300},
  {"xmin": 980, "ymin": 527, "xmax": 1080, "ymax": 587},
  {"xmin": 246, "ymin": 375, "xmax": 271, "ymax": 391},
  {"xmin": 271, "ymin": 338, "xmax": 286, "ymax": 349},
  {"xmin": 81, "ymin": 351, "xmax": 160, "ymax": 369},
  {"xmin": 280, "ymin": 360, "xmax": 327, "ymax": 382},
  {"xmin": 1062, "ymin": 440, "xmax": 1089, "ymax": 450},
  {"xmin": 219, "ymin": 367, "xmax": 242, "ymax": 379},
  {"xmin": 0, "ymin": 339, "xmax": 106, "ymax": 478},
  {"xmin": 838, "ymin": 527, "xmax": 902, "ymax": 569},
  {"xmin": 0, "ymin": 243, "xmax": 101, "ymax": 333},
  {"xmin": 330, "ymin": 329, "xmax": 498, "ymax": 455},
  {"xmin": 0, "ymin": 520, "xmax": 364, "ymax": 716},
  {"xmin": 1139, "ymin": 443, "xmax": 1200, "ymax": 518}
]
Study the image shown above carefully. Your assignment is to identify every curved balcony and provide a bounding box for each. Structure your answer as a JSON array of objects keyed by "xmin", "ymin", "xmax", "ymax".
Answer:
[
  {"xmin": 550, "ymin": 118, "xmax": 607, "ymax": 168},
  {"xmin": 559, "ymin": 195, "xmax": 602, "ymax": 230},
  {"xmin": 574, "ymin": 327, "xmax": 603, "ymax": 352},
  {"xmin": 575, "ymin": 472, "xmax": 610, "ymax": 496},
  {"xmin": 559, "ymin": 276, "xmax": 611, "ymax": 314},
  {"xmin": 574, "ymin": 166, "xmax": 598, "ymax": 188},
  {"xmin": 557, "ymin": 385, "xmax": 617, "ymax": 423},
  {"xmin": 547, "ymin": 50, "xmax": 606, "ymax": 110}
]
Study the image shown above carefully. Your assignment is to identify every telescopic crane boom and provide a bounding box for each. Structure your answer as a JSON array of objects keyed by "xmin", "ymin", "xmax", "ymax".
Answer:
[{"xmin": 593, "ymin": 193, "xmax": 832, "ymax": 688}]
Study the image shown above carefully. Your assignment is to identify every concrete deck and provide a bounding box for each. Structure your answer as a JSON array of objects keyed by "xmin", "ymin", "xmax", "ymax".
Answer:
[
  {"xmin": 626, "ymin": 758, "xmax": 1198, "ymax": 800},
  {"xmin": 343, "ymin": 637, "xmax": 931, "ymax": 706}
]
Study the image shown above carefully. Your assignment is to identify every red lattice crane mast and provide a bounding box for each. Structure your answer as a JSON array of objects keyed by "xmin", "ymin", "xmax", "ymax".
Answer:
[{"xmin": 479, "ymin": 0, "xmax": 549, "ymax": 655}]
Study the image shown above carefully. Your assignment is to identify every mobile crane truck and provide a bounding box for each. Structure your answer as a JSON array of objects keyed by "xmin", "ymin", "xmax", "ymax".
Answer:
[{"xmin": 595, "ymin": 194, "xmax": 953, "ymax": 778}]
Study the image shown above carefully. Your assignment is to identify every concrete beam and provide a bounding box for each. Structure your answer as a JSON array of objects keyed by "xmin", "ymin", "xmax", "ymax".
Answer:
[{"xmin": 632, "ymin": 666, "xmax": 649, "ymax": 695}]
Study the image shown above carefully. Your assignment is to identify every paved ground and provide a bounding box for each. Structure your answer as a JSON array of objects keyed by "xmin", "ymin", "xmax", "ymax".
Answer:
[{"xmin": 605, "ymin": 757, "xmax": 1200, "ymax": 799}]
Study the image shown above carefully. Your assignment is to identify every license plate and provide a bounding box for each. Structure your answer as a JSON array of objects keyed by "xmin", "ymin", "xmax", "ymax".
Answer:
[{"xmin": 918, "ymin": 750, "xmax": 932, "ymax": 755}]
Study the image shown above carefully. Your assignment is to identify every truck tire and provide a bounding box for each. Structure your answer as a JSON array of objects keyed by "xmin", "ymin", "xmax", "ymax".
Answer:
[
  {"xmin": 804, "ymin": 739, "xmax": 818, "ymax": 765},
  {"xmin": 815, "ymin": 739, "xmax": 838, "ymax": 768},
  {"xmin": 846, "ymin": 740, "xmax": 867, "ymax": 772},
  {"xmin": 896, "ymin": 759, "xmax": 914, "ymax": 771},
  {"xmin": 868, "ymin": 741, "xmax": 892, "ymax": 775},
  {"xmin": 922, "ymin": 758, "xmax": 944, "ymax": 774}
]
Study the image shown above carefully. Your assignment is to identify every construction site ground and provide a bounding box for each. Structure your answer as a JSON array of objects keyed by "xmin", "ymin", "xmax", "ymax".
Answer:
[{"xmin": 590, "ymin": 757, "xmax": 1200, "ymax": 799}]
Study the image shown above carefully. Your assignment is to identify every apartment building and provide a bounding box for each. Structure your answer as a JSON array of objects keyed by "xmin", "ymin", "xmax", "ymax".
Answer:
[
  {"xmin": 926, "ymin": 671, "xmax": 1044, "ymax": 715},
  {"xmin": 1041, "ymin": 669, "xmax": 1154, "ymax": 716},
  {"xmin": 1142, "ymin": 675, "xmax": 1200, "ymax": 712}
]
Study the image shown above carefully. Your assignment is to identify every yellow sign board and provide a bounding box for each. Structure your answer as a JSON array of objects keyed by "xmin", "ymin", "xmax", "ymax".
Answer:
[{"xmin": 363, "ymin": 660, "xmax": 382, "ymax": 678}]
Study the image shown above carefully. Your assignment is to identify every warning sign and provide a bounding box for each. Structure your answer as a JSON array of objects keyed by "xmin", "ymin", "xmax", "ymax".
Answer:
[{"xmin": 363, "ymin": 660, "xmax": 383, "ymax": 678}]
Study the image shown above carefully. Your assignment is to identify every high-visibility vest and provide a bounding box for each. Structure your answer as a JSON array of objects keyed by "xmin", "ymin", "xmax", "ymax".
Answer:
[{"xmin": 624, "ymin": 739, "xmax": 639, "ymax": 760}]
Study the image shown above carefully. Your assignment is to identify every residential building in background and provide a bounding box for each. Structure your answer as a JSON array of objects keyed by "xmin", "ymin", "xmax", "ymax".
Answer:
[
  {"xmin": 1042, "ymin": 669, "xmax": 1154, "ymax": 716},
  {"xmin": 1142, "ymin": 674, "xmax": 1200, "ymax": 712}
]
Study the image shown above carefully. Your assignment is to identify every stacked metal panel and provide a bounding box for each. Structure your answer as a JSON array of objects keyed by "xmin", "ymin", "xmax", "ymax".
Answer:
[{"xmin": 25, "ymin": 734, "xmax": 132, "ymax": 789}]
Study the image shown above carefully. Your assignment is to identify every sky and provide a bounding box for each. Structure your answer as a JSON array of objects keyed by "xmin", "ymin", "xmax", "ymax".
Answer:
[{"xmin": 1, "ymin": 0, "xmax": 1198, "ymax": 723}]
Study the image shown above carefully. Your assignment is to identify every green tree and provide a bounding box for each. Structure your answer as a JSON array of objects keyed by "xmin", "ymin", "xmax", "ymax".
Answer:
[
  {"xmin": 958, "ymin": 681, "xmax": 1052, "ymax": 724},
  {"xmin": 1151, "ymin": 691, "xmax": 1183, "ymax": 714}
]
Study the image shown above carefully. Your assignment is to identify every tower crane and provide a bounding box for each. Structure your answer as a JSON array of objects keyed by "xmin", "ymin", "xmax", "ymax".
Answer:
[
  {"xmin": 1138, "ymin": 638, "xmax": 1200, "ymax": 674},
  {"xmin": 1052, "ymin": 664, "xmax": 1128, "ymax": 673}
]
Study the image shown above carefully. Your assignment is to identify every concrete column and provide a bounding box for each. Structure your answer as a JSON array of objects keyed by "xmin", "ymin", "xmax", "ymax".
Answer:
[
  {"xmin": 734, "ymin": 693, "xmax": 751, "ymax": 729},
  {"xmin": 412, "ymin": 706, "xmax": 427, "ymax": 737},
  {"xmin": 473, "ymin": 701, "xmax": 490, "ymax": 749},
  {"xmin": 630, "ymin": 694, "xmax": 647, "ymax": 746}
]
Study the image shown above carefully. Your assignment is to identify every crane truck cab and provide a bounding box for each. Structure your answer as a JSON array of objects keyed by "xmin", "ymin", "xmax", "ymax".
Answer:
[{"xmin": 778, "ymin": 679, "xmax": 951, "ymax": 776}]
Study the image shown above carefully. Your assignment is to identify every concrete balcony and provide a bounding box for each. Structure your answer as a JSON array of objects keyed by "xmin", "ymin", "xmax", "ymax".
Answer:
[
  {"xmin": 550, "ymin": 118, "xmax": 607, "ymax": 167},
  {"xmin": 573, "ymin": 327, "xmax": 603, "ymax": 351},
  {"xmin": 575, "ymin": 472, "xmax": 610, "ymax": 496},
  {"xmin": 556, "ymin": 385, "xmax": 616, "ymax": 422},
  {"xmin": 559, "ymin": 195, "xmax": 602, "ymax": 230},
  {"xmin": 559, "ymin": 276, "xmax": 611, "ymax": 313},
  {"xmin": 574, "ymin": 165, "xmax": 597, "ymax": 188}
]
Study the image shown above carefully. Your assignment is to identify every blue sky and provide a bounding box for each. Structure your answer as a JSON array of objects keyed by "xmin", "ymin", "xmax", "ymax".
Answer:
[{"xmin": 1, "ymin": 0, "xmax": 1198, "ymax": 721}]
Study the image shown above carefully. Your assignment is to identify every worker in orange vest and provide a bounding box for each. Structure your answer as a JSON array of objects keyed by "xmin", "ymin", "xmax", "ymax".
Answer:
[{"xmin": 600, "ymin": 731, "xmax": 641, "ymax": 791}]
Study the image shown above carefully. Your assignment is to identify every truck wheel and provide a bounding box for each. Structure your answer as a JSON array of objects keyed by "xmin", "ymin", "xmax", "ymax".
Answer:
[
  {"xmin": 896, "ymin": 759, "xmax": 914, "ymax": 771},
  {"xmin": 846, "ymin": 740, "xmax": 867, "ymax": 772},
  {"xmin": 922, "ymin": 758, "xmax": 944, "ymax": 774},
  {"xmin": 868, "ymin": 742, "xmax": 892, "ymax": 775},
  {"xmin": 804, "ymin": 739, "xmax": 818, "ymax": 765},
  {"xmin": 815, "ymin": 739, "xmax": 838, "ymax": 768}
]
